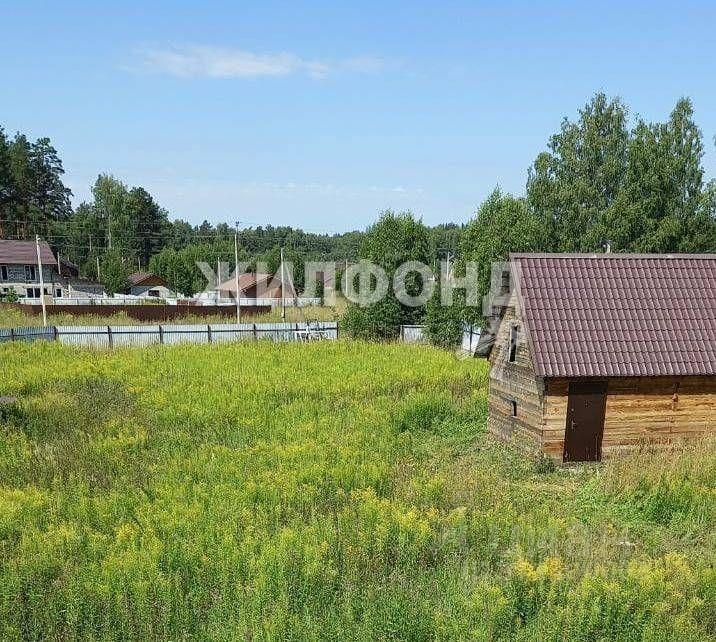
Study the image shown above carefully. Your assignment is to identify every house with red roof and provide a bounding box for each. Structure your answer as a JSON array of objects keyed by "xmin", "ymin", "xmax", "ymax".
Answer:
[{"xmin": 487, "ymin": 253, "xmax": 716, "ymax": 462}]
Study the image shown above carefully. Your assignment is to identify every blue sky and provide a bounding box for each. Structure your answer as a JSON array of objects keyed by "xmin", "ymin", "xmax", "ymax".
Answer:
[{"xmin": 2, "ymin": 1, "xmax": 715, "ymax": 233}]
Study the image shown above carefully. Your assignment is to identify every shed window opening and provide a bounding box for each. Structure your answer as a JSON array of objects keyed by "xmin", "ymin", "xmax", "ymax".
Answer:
[
  {"xmin": 508, "ymin": 325, "xmax": 519, "ymax": 363},
  {"xmin": 510, "ymin": 400, "xmax": 518, "ymax": 417},
  {"xmin": 24, "ymin": 265, "xmax": 37, "ymax": 281},
  {"xmin": 0, "ymin": 265, "xmax": 7, "ymax": 281},
  {"xmin": 500, "ymin": 270, "xmax": 511, "ymax": 295}
]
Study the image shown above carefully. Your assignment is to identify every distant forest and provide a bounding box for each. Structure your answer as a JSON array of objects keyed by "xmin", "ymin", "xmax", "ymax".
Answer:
[{"xmin": 1, "ymin": 92, "xmax": 714, "ymax": 296}]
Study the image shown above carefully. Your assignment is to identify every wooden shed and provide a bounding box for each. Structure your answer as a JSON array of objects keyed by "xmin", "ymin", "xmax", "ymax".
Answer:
[{"xmin": 486, "ymin": 253, "xmax": 716, "ymax": 462}]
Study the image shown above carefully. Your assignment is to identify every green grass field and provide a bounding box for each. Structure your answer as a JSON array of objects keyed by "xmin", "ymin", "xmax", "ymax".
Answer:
[{"xmin": 0, "ymin": 341, "xmax": 713, "ymax": 641}]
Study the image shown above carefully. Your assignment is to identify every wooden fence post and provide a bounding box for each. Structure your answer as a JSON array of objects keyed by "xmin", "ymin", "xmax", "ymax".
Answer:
[
  {"xmin": 207, "ymin": 324, "xmax": 212, "ymax": 343},
  {"xmin": 107, "ymin": 326, "xmax": 113, "ymax": 349},
  {"xmin": 158, "ymin": 325, "xmax": 164, "ymax": 345}
]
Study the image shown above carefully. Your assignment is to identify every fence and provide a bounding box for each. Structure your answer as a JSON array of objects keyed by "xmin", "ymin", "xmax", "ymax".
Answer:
[
  {"xmin": 19, "ymin": 297, "xmax": 322, "ymax": 307},
  {"xmin": 399, "ymin": 325, "xmax": 427, "ymax": 344},
  {"xmin": 461, "ymin": 323, "xmax": 481, "ymax": 354},
  {"xmin": 10, "ymin": 303, "xmax": 272, "ymax": 322},
  {"xmin": 0, "ymin": 321, "xmax": 338, "ymax": 348}
]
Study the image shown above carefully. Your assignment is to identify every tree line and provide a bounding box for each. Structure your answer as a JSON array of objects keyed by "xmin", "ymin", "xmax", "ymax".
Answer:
[
  {"xmin": 1, "ymin": 93, "xmax": 714, "ymax": 323},
  {"xmin": 345, "ymin": 94, "xmax": 716, "ymax": 343},
  {"xmin": 0, "ymin": 126, "xmax": 460, "ymax": 294}
]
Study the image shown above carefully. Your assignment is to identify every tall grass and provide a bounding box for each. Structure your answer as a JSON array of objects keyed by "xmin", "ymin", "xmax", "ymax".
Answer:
[
  {"xmin": 0, "ymin": 304, "xmax": 340, "ymax": 329},
  {"xmin": 0, "ymin": 341, "xmax": 713, "ymax": 640}
]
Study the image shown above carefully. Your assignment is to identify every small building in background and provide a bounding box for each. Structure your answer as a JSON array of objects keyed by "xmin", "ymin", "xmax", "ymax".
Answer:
[
  {"xmin": 218, "ymin": 272, "xmax": 296, "ymax": 300},
  {"xmin": 485, "ymin": 253, "xmax": 716, "ymax": 462},
  {"xmin": 0, "ymin": 239, "xmax": 103, "ymax": 299},
  {"xmin": 57, "ymin": 257, "xmax": 104, "ymax": 297},
  {"xmin": 123, "ymin": 272, "xmax": 175, "ymax": 298}
]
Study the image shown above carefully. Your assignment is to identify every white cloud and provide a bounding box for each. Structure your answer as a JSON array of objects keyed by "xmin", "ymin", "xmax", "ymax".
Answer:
[{"xmin": 133, "ymin": 46, "xmax": 386, "ymax": 79}]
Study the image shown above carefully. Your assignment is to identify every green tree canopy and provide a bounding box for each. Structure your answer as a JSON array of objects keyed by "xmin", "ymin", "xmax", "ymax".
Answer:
[
  {"xmin": 459, "ymin": 188, "xmax": 541, "ymax": 322},
  {"xmin": 99, "ymin": 249, "xmax": 130, "ymax": 296},
  {"xmin": 606, "ymin": 98, "xmax": 714, "ymax": 252},
  {"xmin": 342, "ymin": 211, "xmax": 432, "ymax": 340},
  {"xmin": 423, "ymin": 273, "xmax": 463, "ymax": 349},
  {"xmin": 526, "ymin": 93, "xmax": 715, "ymax": 254},
  {"xmin": 527, "ymin": 93, "xmax": 629, "ymax": 252},
  {"xmin": 0, "ymin": 129, "xmax": 72, "ymax": 238}
]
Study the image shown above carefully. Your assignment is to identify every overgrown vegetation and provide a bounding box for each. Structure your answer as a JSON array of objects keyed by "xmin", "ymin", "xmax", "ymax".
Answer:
[
  {"xmin": 0, "ymin": 341, "xmax": 713, "ymax": 640},
  {"xmin": 0, "ymin": 303, "xmax": 342, "ymax": 329},
  {"xmin": 342, "ymin": 211, "xmax": 433, "ymax": 341}
]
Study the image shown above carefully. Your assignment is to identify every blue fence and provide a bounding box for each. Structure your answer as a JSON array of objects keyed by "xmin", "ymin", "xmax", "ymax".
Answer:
[{"xmin": 0, "ymin": 326, "xmax": 56, "ymax": 343}]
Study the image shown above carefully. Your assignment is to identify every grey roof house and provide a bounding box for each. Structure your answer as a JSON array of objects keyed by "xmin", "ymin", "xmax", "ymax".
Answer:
[{"xmin": 0, "ymin": 239, "xmax": 103, "ymax": 299}]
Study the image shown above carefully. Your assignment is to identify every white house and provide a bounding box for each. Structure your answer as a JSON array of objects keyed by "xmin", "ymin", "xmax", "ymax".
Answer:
[{"xmin": 0, "ymin": 239, "xmax": 103, "ymax": 300}]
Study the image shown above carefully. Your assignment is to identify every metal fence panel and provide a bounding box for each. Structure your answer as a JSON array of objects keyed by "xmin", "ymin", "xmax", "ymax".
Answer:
[
  {"xmin": 255, "ymin": 322, "xmax": 296, "ymax": 342},
  {"xmin": 315, "ymin": 321, "xmax": 338, "ymax": 339},
  {"xmin": 400, "ymin": 325, "xmax": 426, "ymax": 344},
  {"xmin": 9, "ymin": 326, "xmax": 55, "ymax": 343},
  {"xmin": 461, "ymin": 323, "xmax": 481, "ymax": 354},
  {"xmin": 161, "ymin": 324, "xmax": 209, "ymax": 345},
  {"xmin": 57, "ymin": 325, "xmax": 111, "ymax": 348},
  {"xmin": 209, "ymin": 323, "xmax": 256, "ymax": 343},
  {"xmin": 2, "ymin": 321, "xmax": 339, "ymax": 348},
  {"xmin": 108, "ymin": 325, "xmax": 162, "ymax": 348}
]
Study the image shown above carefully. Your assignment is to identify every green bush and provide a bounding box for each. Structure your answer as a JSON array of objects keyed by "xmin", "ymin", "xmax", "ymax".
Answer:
[
  {"xmin": 341, "ymin": 295, "xmax": 403, "ymax": 341},
  {"xmin": 423, "ymin": 277, "xmax": 463, "ymax": 350}
]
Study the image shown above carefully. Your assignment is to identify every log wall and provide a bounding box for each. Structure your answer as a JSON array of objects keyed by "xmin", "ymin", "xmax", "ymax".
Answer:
[
  {"xmin": 543, "ymin": 376, "xmax": 716, "ymax": 459},
  {"xmin": 487, "ymin": 297, "xmax": 544, "ymax": 452}
]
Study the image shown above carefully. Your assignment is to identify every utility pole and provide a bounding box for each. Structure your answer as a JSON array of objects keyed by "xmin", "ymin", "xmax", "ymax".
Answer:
[
  {"xmin": 280, "ymin": 246, "xmax": 286, "ymax": 320},
  {"xmin": 216, "ymin": 257, "xmax": 221, "ymax": 303},
  {"xmin": 56, "ymin": 252, "xmax": 61, "ymax": 300},
  {"xmin": 107, "ymin": 195, "xmax": 113, "ymax": 250},
  {"xmin": 35, "ymin": 235, "xmax": 47, "ymax": 327},
  {"xmin": 234, "ymin": 221, "xmax": 241, "ymax": 324},
  {"xmin": 96, "ymin": 256, "xmax": 101, "ymax": 281}
]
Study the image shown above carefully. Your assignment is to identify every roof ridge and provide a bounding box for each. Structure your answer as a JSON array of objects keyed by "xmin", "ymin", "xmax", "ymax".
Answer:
[{"xmin": 510, "ymin": 252, "xmax": 716, "ymax": 259}]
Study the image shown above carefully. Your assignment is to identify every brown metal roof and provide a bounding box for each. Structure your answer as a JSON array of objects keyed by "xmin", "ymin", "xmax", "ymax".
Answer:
[
  {"xmin": 511, "ymin": 253, "xmax": 716, "ymax": 378},
  {"xmin": 0, "ymin": 239, "xmax": 56, "ymax": 265},
  {"xmin": 218, "ymin": 272, "xmax": 297, "ymax": 297},
  {"xmin": 218, "ymin": 272, "xmax": 271, "ymax": 293},
  {"xmin": 127, "ymin": 272, "xmax": 161, "ymax": 285}
]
